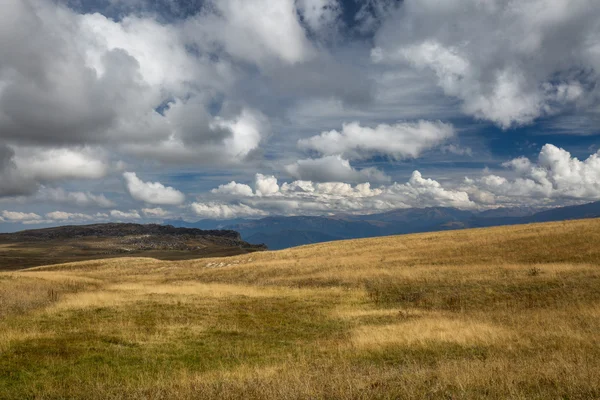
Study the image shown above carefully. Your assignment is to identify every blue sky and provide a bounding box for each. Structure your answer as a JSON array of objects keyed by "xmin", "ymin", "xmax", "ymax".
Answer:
[{"xmin": 1, "ymin": 0, "xmax": 600, "ymax": 231}]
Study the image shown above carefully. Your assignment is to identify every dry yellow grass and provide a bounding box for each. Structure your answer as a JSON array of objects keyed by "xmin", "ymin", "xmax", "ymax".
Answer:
[
  {"xmin": 1, "ymin": 218, "xmax": 599, "ymax": 399},
  {"xmin": 351, "ymin": 317, "xmax": 512, "ymax": 348}
]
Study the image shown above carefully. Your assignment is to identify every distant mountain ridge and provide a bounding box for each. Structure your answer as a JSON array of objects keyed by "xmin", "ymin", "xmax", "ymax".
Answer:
[{"xmin": 168, "ymin": 200, "xmax": 600, "ymax": 250}]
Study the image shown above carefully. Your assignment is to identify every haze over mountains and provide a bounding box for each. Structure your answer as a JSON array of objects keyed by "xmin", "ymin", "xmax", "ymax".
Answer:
[{"xmin": 168, "ymin": 201, "xmax": 600, "ymax": 250}]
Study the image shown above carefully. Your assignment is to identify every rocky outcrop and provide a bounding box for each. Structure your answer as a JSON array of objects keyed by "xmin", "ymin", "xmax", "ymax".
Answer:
[
  {"xmin": 0, "ymin": 223, "xmax": 267, "ymax": 271},
  {"xmin": 0, "ymin": 223, "xmax": 268, "ymax": 255},
  {"xmin": 0, "ymin": 223, "xmax": 244, "ymax": 241}
]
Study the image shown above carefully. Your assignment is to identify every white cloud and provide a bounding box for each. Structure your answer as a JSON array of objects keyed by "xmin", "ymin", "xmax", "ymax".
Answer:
[
  {"xmin": 296, "ymin": 0, "xmax": 341, "ymax": 34},
  {"xmin": 285, "ymin": 155, "xmax": 391, "ymax": 183},
  {"xmin": 467, "ymin": 144, "xmax": 600, "ymax": 202},
  {"xmin": 80, "ymin": 12, "xmax": 198, "ymax": 93},
  {"xmin": 2, "ymin": 0, "xmax": 600, "ymax": 221},
  {"xmin": 190, "ymin": 202, "xmax": 268, "ymax": 219},
  {"xmin": 123, "ymin": 172, "xmax": 185, "ymax": 205},
  {"xmin": 46, "ymin": 211, "xmax": 77, "ymax": 221},
  {"xmin": 0, "ymin": 144, "xmax": 37, "ymax": 197},
  {"xmin": 141, "ymin": 207, "xmax": 170, "ymax": 218},
  {"xmin": 211, "ymin": 181, "xmax": 254, "ymax": 197},
  {"xmin": 186, "ymin": 0, "xmax": 314, "ymax": 65},
  {"xmin": 123, "ymin": 107, "xmax": 268, "ymax": 166},
  {"xmin": 45, "ymin": 211, "xmax": 99, "ymax": 222},
  {"xmin": 0, "ymin": 0, "xmax": 247, "ymax": 167},
  {"xmin": 386, "ymin": 171, "xmax": 475, "ymax": 209},
  {"xmin": 298, "ymin": 121, "xmax": 455, "ymax": 160},
  {"xmin": 1, "ymin": 210, "xmax": 42, "ymax": 222},
  {"xmin": 110, "ymin": 209, "xmax": 141, "ymax": 219},
  {"xmin": 38, "ymin": 188, "xmax": 114, "ymax": 208},
  {"xmin": 354, "ymin": 0, "xmax": 399, "ymax": 33},
  {"xmin": 210, "ymin": 109, "xmax": 268, "ymax": 161},
  {"xmin": 13, "ymin": 147, "xmax": 107, "ymax": 181},
  {"xmin": 78, "ymin": 11, "xmax": 259, "ymax": 167},
  {"xmin": 0, "ymin": 144, "xmax": 110, "ymax": 198},
  {"xmin": 0, "ymin": 0, "xmax": 161, "ymax": 146},
  {"xmin": 373, "ymin": 0, "xmax": 600, "ymax": 128},
  {"xmin": 441, "ymin": 144, "xmax": 473, "ymax": 157},
  {"xmin": 205, "ymin": 170, "xmax": 475, "ymax": 216},
  {"xmin": 255, "ymin": 174, "xmax": 280, "ymax": 197}
]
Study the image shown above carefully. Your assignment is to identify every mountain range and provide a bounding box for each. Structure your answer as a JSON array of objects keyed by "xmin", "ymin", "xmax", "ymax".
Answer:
[{"xmin": 167, "ymin": 201, "xmax": 600, "ymax": 250}]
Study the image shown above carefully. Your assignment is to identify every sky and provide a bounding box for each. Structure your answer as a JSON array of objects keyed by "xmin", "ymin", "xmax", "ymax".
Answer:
[{"xmin": 1, "ymin": 0, "xmax": 600, "ymax": 231}]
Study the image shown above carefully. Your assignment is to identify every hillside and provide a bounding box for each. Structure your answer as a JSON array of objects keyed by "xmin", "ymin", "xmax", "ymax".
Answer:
[
  {"xmin": 169, "ymin": 200, "xmax": 600, "ymax": 249},
  {"xmin": 1, "ymin": 218, "xmax": 599, "ymax": 399},
  {"xmin": 0, "ymin": 223, "xmax": 266, "ymax": 271}
]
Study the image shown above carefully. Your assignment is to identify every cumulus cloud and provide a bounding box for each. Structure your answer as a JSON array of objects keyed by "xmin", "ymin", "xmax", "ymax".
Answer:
[
  {"xmin": 38, "ymin": 188, "xmax": 114, "ymax": 208},
  {"xmin": 373, "ymin": 0, "xmax": 600, "ymax": 128},
  {"xmin": 13, "ymin": 148, "xmax": 107, "ymax": 181},
  {"xmin": 298, "ymin": 121, "xmax": 454, "ymax": 160},
  {"xmin": 0, "ymin": 0, "xmax": 156, "ymax": 146},
  {"xmin": 45, "ymin": 211, "xmax": 98, "ymax": 222},
  {"xmin": 190, "ymin": 202, "xmax": 268, "ymax": 219},
  {"xmin": 0, "ymin": 144, "xmax": 109, "ymax": 198},
  {"xmin": 81, "ymin": 12, "xmax": 199, "ymax": 94},
  {"xmin": 0, "ymin": 0, "xmax": 262, "ymax": 169},
  {"xmin": 1, "ymin": 211, "xmax": 42, "ymax": 222},
  {"xmin": 123, "ymin": 172, "xmax": 185, "ymax": 205},
  {"xmin": 110, "ymin": 209, "xmax": 141, "ymax": 219},
  {"xmin": 123, "ymin": 107, "xmax": 268, "ymax": 165},
  {"xmin": 0, "ymin": 209, "xmax": 109, "ymax": 225},
  {"xmin": 296, "ymin": 0, "xmax": 341, "ymax": 34},
  {"xmin": 205, "ymin": 170, "xmax": 475, "ymax": 216},
  {"xmin": 386, "ymin": 171, "xmax": 475, "ymax": 209},
  {"xmin": 46, "ymin": 211, "xmax": 77, "ymax": 221},
  {"xmin": 79, "ymin": 12, "xmax": 265, "ymax": 166},
  {"xmin": 141, "ymin": 207, "xmax": 170, "ymax": 218},
  {"xmin": 0, "ymin": 144, "xmax": 37, "ymax": 197},
  {"xmin": 255, "ymin": 174, "xmax": 280, "ymax": 197},
  {"xmin": 441, "ymin": 144, "xmax": 473, "ymax": 157},
  {"xmin": 466, "ymin": 144, "xmax": 600, "ymax": 203},
  {"xmin": 211, "ymin": 182, "xmax": 254, "ymax": 197},
  {"xmin": 285, "ymin": 155, "xmax": 390, "ymax": 183},
  {"xmin": 201, "ymin": 143, "xmax": 600, "ymax": 216},
  {"xmin": 210, "ymin": 109, "xmax": 268, "ymax": 161},
  {"xmin": 354, "ymin": 0, "xmax": 399, "ymax": 33},
  {"xmin": 2, "ymin": 0, "xmax": 599, "ymax": 221},
  {"xmin": 185, "ymin": 0, "xmax": 314, "ymax": 65}
]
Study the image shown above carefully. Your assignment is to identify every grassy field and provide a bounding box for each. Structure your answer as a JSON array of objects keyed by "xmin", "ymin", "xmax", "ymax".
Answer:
[{"xmin": 1, "ymin": 219, "xmax": 599, "ymax": 399}]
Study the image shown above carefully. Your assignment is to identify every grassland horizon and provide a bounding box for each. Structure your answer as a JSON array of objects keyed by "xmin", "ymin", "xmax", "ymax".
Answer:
[{"xmin": 1, "ymin": 219, "xmax": 599, "ymax": 399}]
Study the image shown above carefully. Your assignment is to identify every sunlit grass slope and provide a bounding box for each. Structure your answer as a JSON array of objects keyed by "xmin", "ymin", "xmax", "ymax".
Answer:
[{"xmin": 1, "ymin": 219, "xmax": 599, "ymax": 399}]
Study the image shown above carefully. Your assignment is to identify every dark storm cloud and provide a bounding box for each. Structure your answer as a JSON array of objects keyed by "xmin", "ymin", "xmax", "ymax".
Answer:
[{"xmin": 0, "ymin": 143, "xmax": 38, "ymax": 197}]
